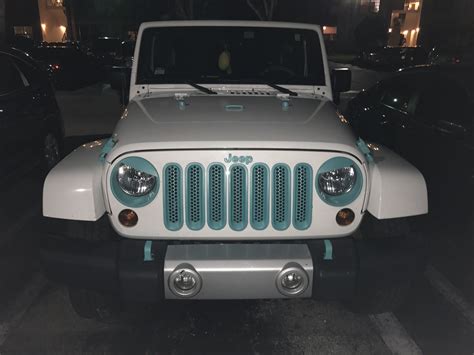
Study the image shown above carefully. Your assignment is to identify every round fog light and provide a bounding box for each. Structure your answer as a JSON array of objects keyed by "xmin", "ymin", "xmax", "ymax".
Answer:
[
  {"xmin": 336, "ymin": 208, "xmax": 355, "ymax": 226},
  {"xmin": 118, "ymin": 209, "xmax": 138, "ymax": 227},
  {"xmin": 169, "ymin": 264, "xmax": 202, "ymax": 298},
  {"xmin": 276, "ymin": 263, "xmax": 309, "ymax": 297}
]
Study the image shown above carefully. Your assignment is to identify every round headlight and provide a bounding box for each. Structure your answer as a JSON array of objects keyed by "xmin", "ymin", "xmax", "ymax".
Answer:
[
  {"xmin": 111, "ymin": 157, "xmax": 159, "ymax": 208},
  {"xmin": 318, "ymin": 166, "xmax": 356, "ymax": 196},
  {"xmin": 316, "ymin": 157, "xmax": 363, "ymax": 207},
  {"xmin": 117, "ymin": 164, "xmax": 156, "ymax": 196}
]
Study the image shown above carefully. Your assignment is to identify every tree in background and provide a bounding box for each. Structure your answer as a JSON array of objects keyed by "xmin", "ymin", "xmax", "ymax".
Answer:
[
  {"xmin": 246, "ymin": 0, "xmax": 278, "ymax": 20},
  {"xmin": 354, "ymin": 14, "xmax": 388, "ymax": 51}
]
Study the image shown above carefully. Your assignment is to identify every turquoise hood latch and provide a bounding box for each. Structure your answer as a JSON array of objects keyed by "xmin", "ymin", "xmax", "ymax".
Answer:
[
  {"xmin": 356, "ymin": 138, "xmax": 374, "ymax": 163},
  {"xmin": 99, "ymin": 137, "xmax": 118, "ymax": 163}
]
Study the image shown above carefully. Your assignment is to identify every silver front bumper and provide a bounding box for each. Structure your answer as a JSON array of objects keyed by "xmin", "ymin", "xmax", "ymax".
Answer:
[{"xmin": 164, "ymin": 244, "xmax": 314, "ymax": 299}]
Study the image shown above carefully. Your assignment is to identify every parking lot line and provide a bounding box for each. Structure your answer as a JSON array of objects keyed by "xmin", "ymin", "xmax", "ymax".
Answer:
[
  {"xmin": 0, "ymin": 273, "xmax": 47, "ymax": 347},
  {"xmin": 425, "ymin": 265, "xmax": 474, "ymax": 326},
  {"xmin": 369, "ymin": 312, "xmax": 422, "ymax": 355}
]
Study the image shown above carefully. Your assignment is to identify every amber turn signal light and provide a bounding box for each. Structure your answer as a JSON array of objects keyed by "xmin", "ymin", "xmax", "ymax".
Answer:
[
  {"xmin": 119, "ymin": 209, "xmax": 138, "ymax": 227},
  {"xmin": 336, "ymin": 208, "xmax": 355, "ymax": 226}
]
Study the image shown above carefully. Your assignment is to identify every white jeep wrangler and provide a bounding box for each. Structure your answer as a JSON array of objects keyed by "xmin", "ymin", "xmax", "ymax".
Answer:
[{"xmin": 41, "ymin": 21, "xmax": 427, "ymax": 319}]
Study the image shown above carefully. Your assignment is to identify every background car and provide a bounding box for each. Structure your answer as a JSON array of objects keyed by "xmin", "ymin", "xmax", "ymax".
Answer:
[
  {"xmin": 31, "ymin": 44, "xmax": 103, "ymax": 90},
  {"xmin": 90, "ymin": 37, "xmax": 122, "ymax": 67},
  {"xmin": 346, "ymin": 65, "xmax": 473, "ymax": 219},
  {"xmin": 356, "ymin": 46, "xmax": 428, "ymax": 70},
  {"xmin": 0, "ymin": 47, "xmax": 64, "ymax": 174}
]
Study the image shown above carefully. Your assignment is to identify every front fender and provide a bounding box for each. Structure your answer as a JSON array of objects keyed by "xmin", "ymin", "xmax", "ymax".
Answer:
[
  {"xmin": 43, "ymin": 140, "xmax": 107, "ymax": 221},
  {"xmin": 367, "ymin": 145, "xmax": 428, "ymax": 219}
]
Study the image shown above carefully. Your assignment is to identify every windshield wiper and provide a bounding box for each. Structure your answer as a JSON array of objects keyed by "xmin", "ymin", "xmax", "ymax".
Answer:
[
  {"xmin": 267, "ymin": 83, "xmax": 298, "ymax": 97},
  {"xmin": 186, "ymin": 82, "xmax": 217, "ymax": 95}
]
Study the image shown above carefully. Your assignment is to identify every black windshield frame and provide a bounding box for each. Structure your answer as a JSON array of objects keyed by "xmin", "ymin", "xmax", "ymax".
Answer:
[{"xmin": 136, "ymin": 26, "xmax": 326, "ymax": 86}]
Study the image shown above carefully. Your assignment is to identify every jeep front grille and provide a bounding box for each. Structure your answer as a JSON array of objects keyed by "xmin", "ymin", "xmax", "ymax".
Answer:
[
  {"xmin": 208, "ymin": 164, "xmax": 226, "ymax": 230},
  {"xmin": 163, "ymin": 163, "xmax": 313, "ymax": 232},
  {"xmin": 186, "ymin": 164, "xmax": 204, "ymax": 230},
  {"xmin": 164, "ymin": 164, "xmax": 183, "ymax": 231},
  {"xmin": 229, "ymin": 165, "xmax": 248, "ymax": 231},
  {"xmin": 251, "ymin": 164, "xmax": 269, "ymax": 230}
]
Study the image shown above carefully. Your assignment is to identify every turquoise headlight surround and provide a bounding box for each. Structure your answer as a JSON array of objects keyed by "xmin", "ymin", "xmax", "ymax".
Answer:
[
  {"xmin": 111, "ymin": 157, "xmax": 159, "ymax": 208},
  {"xmin": 316, "ymin": 157, "xmax": 363, "ymax": 207}
]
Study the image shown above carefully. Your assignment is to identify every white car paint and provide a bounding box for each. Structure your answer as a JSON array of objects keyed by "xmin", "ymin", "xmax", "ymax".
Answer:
[
  {"xmin": 367, "ymin": 144, "xmax": 428, "ymax": 219},
  {"xmin": 43, "ymin": 140, "xmax": 107, "ymax": 221},
  {"xmin": 43, "ymin": 21, "xmax": 428, "ymax": 236}
]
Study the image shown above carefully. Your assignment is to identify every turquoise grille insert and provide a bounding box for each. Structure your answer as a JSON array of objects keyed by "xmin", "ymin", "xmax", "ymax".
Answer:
[
  {"xmin": 163, "ymin": 164, "xmax": 183, "ymax": 231},
  {"xmin": 272, "ymin": 164, "xmax": 291, "ymax": 231},
  {"xmin": 293, "ymin": 164, "xmax": 313, "ymax": 230},
  {"xmin": 229, "ymin": 165, "xmax": 248, "ymax": 231},
  {"xmin": 186, "ymin": 163, "xmax": 205, "ymax": 230},
  {"xmin": 208, "ymin": 164, "xmax": 226, "ymax": 230},
  {"xmin": 251, "ymin": 164, "xmax": 269, "ymax": 230}
]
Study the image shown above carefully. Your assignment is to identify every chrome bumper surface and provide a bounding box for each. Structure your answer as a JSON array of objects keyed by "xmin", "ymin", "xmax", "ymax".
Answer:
[{"xmin": 164, "ymin": 244, "xmax": 313, "ymax": 299}]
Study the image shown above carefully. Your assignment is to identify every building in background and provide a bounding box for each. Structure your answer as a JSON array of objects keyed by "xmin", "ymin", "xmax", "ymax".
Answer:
[
  {"xmin": 387, "ymin": 0, "xmax": 422, "ymax": 47},
  {"xmin": 38, "ymin": 0, "xmax": 68, "ymax": 42}
]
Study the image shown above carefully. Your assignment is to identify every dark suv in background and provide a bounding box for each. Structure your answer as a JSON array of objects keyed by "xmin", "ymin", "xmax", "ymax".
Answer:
[
  {"xmin": 0, "ymin": 47, "xmax": 64, "ymax": 174},
  {"xmin": 346, "ymin": 64, "xmax": 473, "ymax": 219}
]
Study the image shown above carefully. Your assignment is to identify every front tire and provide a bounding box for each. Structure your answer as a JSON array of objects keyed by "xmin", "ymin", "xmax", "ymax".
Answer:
[{"xmin": 41, "ymin": 132, "xmax": 62, "ymax": 173}]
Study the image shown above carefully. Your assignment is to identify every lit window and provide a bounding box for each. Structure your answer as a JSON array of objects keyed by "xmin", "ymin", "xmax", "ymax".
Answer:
[
  {"xmin": 46, "ymin": 0, "xmax": 64, "ymax": 8},
  {"xmin": 370, "ymin": 0, "xmax": 380, "ymax": 13},
  {"xmin": 13, "ymin": 26, "xmax": 33, "ymax": 38}
]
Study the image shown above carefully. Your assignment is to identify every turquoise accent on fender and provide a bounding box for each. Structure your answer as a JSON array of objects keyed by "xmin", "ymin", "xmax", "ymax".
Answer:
[
  {"xmin": 251, "ymin": 164, "xmax": 270, "ymax": 230},
  {"xmin": 163, "ymin": 163, "xmax": 184, "ymax": 231},
  {"xmin": 225, "ymin": 104, "xmax": 244, "ymax": 112},
  {"xmin": 293, "ymin": 163, "xmax": 313, "ymax": 230},
  {"xmin": 324, "ymin": 240, "xmax": 333, "ymax": 260},
  {"xmin": 186, "ymin": 163, "xmax": 205, "ymax": 231},
  {"xmin": 229, "ymin": 165, "xmax": 248, "ymax": 231},
  {"xmin": 144, "ymin": 240, "xmax": 154, "ymax": 261},
  {"xmin": 272, "ymin": 164, "xmax": 291, "ymax": 231},
  {"xmin": 316, "ymin": 157, "xmax": 363, "ymax": 207},
  {"xmin": 110, "ymin": 157, "xmax": 159, "ymax": 208},
  {"xmin": 99, "ymin": 137, "xmax": 117, "ymax": 162},
  {"xmin": 356, "ymin": 138, "xmax": 374, "ymax": 163},
  {"xmin": 207, "ymin": 163, "xmax": 226, "ymax": 230}
]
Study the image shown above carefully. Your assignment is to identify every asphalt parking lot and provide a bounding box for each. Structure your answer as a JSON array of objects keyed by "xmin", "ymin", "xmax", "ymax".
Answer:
[{"xmin": 0, "ymin": 67, "xmax": 473, "ymax": 354}]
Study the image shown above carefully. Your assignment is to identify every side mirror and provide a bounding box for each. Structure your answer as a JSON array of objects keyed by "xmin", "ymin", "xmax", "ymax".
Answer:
[{"xmin": 331, "ymin": 68, "xmax": 352, "ymax": 104}]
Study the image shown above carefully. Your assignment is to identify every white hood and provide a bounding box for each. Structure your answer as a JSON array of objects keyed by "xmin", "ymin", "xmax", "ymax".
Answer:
[{"xmin": 108, "ymin": 93, "xmax": 362, "ymax": 162}]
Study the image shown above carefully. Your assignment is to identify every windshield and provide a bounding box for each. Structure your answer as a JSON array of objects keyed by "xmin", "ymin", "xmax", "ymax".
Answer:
[{"xmin": 136, "ymin": 26, "xmax": 325, "ymax": 86}]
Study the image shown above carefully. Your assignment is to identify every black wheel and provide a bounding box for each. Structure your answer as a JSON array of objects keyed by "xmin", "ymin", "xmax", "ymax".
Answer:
[
  {"xmin": 68, "ymin": 288, "xmax": 120, "ymax": 321},
  {"xmin": 41, "ymin": 132, "xmax": 61, "ymax": 172}
]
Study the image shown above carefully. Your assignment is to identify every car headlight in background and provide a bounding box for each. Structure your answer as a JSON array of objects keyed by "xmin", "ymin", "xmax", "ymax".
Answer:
[
  {"xmin": 316, "ymin": 157, "xmax": 363, "ymax": 206},
  {"xmin": 111, "ymin": 157, "xmax": 159, "ymax": 208}
]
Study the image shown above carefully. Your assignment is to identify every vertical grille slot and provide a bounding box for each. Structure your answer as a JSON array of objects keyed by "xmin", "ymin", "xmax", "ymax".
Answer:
[
  {"xmin": 229, "ymin": 165, "xmax": 248, "ymax": 231},
  {"xmin": 163, "ymin": 164, "xmax": 183, "ymax": 231},
  {"xmin": 208, "ymin": 164, "xmax": 226, "ymax": 230},
  {"xmin": 293, "ymin": 164, "xmax": 313, "ymax": 230},
  {"xmin": 186, "ymin": 163, "xmax": 205, "ymax": 230},
  {"xmin": 251, "ymin": 164, "xmax": 269, "ymax": 230},
  {"xmin": 272, "ymin": 164, "xmax": 291, "ymax": 230}
]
